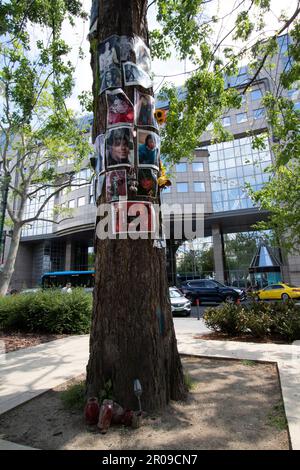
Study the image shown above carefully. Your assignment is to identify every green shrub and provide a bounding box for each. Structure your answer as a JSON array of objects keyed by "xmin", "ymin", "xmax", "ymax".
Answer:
[
  {"xmin": 0, "ymin": 288, "xmax": 92, "ymax": 334},
  {"xmin": 270, "ymin": 301, "xmax": 300, "ymax": 341},
  {"xmin": 203, "ymin": 304, "xmax": 247, "ymax": 335},
  {"xmin": 203, "ymin": 299, "xmax": 300, "ymax": 341},
  {"xmin": 244, "ymin": 311, "xmax": 273, "ymax": 338}
]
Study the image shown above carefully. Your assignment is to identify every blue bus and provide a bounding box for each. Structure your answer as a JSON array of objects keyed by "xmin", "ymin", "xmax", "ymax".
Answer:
[{"xmin": 41, "ymin": 270, "xmax": 95, "ymax": 288}]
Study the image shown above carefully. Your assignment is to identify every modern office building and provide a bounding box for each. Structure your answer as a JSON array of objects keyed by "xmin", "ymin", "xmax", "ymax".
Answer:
[{"xmin": 3, "ymin": 34, "xmax": 300, "ymax": 290}]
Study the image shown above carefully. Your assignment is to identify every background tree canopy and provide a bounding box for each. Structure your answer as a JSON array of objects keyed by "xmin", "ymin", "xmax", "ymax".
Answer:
[{"xmin": 148, "ymin": 0, "xmax": 300, "ymax": 251}]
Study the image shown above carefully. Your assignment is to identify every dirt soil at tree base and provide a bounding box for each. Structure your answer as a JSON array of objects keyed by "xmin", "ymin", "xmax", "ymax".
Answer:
[
  {"xmin": 0, "ymin": 357, "xmax": 289, "ymax": 450},
  {"xmin": 0, "ymin": 331, "xmax": 69, "ymax": 353}
]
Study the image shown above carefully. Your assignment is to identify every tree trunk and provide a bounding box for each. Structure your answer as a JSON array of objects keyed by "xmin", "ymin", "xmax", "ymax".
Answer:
[
  {"xmin": 86, "ymin": 0, "xmax": 187, "ymax": 412},
  {"xmin": 0, "ymin": 223, "xmax": 22, "ymax": 296}
]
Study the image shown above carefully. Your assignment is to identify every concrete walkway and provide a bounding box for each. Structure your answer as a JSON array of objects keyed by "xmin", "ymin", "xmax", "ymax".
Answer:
[
  {"xmin": 0, "ymin": 335, "xmax": 89, "ymax": 415},
  {"xmin": 0, "ymin": 327, "xmax": 300, "ymax": 450}
]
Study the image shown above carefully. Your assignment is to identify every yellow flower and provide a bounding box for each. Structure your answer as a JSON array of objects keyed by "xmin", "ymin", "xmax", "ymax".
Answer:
[{"xmin": 158, "ymin": 162, "xmax": 172, "ymax": 188}]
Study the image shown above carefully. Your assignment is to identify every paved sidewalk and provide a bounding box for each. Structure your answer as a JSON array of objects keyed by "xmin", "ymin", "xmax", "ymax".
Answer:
[
  {"xmin": 0, "ymin": 329, "xmax": 300, "ymax": 450},
  {"xmin": 0, "ymin": 335, "xmax": 89, "ymax": 415}
]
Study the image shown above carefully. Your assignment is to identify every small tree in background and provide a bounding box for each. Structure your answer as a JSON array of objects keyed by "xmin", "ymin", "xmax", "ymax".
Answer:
[{"xmin": 0, "ymin": 1, "xmax": 91, "ymax": 295}]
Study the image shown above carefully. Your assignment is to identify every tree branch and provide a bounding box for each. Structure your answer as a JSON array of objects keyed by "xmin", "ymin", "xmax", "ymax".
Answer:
[
  {"xmin": 243, "ymin": 2, "xmax": 300, "ymax": 93},
  {"xmin": 147, "ymin": 0, "xmax": 156, "ymax": 12},
  {"xmin": 22, "ymin": 216, "xmax": 73, "ymax": 226}
]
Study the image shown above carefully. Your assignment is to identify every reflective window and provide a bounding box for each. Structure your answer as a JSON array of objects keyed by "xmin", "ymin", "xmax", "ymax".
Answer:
[
  {"xmin": 222, "ymin": 116, "xmax": 231, "ymax": 127},
  {"xmin": 176, "ymin": 182, "xmax": 188, "ymax": 192},
  {"xmin": 235, "ymin": 74, "xmax": 248, "ymax": 86},
  {"xmin": 68, "ymin": 199, "xmax": 75, "ymax": 208},
  {"xmin": 194, "ymin": 182, "xmax": 205, "ymax": 192},
  {"xmin": 224, "ymin": 148, "xmax": 233, "ymax": 158},
  {"xmin": 21, "ymin": 187, "xmax": 55, "ymax": 237},
  {"xmin": 205, "ymin": 135, "xmax": 272, "ymax": 213},
  {"xmin": 278, "ymin": 35, "xmax": 289, "ymax": 54},
  {"xmin": 253, "ymin": 108, "xmax": 265, "ymax": 119},
  {"xmin": 225, "ymin": 158, "xmax": 236, "ymax": 168},
  {"xmin": 192, "ymin": 162, "xmax": 204, "ymax": 171},
  {"xmin": 236, "ymin": 112, "xmax": 247, "ymax": 123},
  {"xmin": 251, "ymin": 89, "xmax": 263, "ymax": 101},
  {"xmin": 176, "ymin": 163, "xmax": 187, "ymax": 172},
  {"xmin": 78, "ymin": 196, "xmax": 85, "ymax": 207},
  {"xmin": 209, "ymin": 161, "xmax": 219, "ymax": 171}
]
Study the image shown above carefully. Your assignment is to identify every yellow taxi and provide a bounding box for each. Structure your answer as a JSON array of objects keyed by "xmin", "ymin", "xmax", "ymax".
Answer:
[{"xmin": 255, "ymin": 283, "xmax": 300, "ymax": 301}]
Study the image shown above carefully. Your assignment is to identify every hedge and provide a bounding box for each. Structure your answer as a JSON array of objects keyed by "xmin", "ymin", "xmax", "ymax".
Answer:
[
  {"xmin": 203, "ymin": 300, "xmax": 300, "ymax": 342},
  {"xmin": 0, "ymin": 288, "xmax": 92, "ymax": 334}
]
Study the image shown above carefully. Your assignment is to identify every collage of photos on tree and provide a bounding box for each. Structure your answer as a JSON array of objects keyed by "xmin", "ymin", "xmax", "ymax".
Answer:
[{"xmin": 91, "ymin": 32, "xmax": 169, "ymax": 234}]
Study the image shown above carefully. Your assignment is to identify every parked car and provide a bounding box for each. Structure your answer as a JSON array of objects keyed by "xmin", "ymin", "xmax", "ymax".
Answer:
[
  {"xmin": 254, "ymin": 283, "xmax": 300, "ymax": 301},
  {"xmin": 169, "ymin": 287, "xmax": 191, "ymax": 317},
  {"xmin": 180, "ymin": 279, "xmax": 246, "ymax": 304}
]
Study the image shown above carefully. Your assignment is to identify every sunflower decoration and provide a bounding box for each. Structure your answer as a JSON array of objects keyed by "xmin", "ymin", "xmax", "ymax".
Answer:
[{"xmin": 158, "ymin": 161, "xmax": 172, "ymax": 189}]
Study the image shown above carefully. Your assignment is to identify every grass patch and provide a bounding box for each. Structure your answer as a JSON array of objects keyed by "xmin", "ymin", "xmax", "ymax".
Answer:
[
  {"xmin": 184, "ymin": 373, "xmax": 197, "ymax": 391},
  {"xmin": 60, "ymin": 381, "xmax": 86, "ymax": 411},
  {"xmin": 241, "ymin": 360, "xmax": 257, "ymax": 367},
  {"xmin": 267, "ymin": 402, "xmax": 287, "ymax": 431}
]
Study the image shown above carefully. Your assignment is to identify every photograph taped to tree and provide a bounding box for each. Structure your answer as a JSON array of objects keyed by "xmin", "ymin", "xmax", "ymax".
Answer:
[
  {"xmin": 94, "ymin": 134, "xmax": 105, "ymax": 173},
  {"xmin": 89, "ymin": 0, "xmax": 99, "ymax": 36},
  {"xmin": 137, "ymin": 168, "xmax": 158, "ymax": 198},
  {"xmin": 119, "ymin": 35, "xmax": 150, "ymax": 72},
  {"xmin": 135, "ymin": 90, "xmax": 158, "ymax": 129},
  {"xmin": 106, "ymin": 170, "xmax": 127, "ymax": 203},
  {"xmin": 133, "ymin": 36, "xmax": 151, "ymax": 74},
  {"xmin": 99, "ymin": 35, "xmax": 120, "ymax": 70},
  {"xmin": 99, "ymin": 35, "xmax": 121, "ymax": 94},
  {"xmin": 120, "ymin": 35, "xmax": 134, "ymax": 62},
  {"xmin": 111, "ymin": 201, "xmax": 156, "ymax": 235},
  {"xmin": 106, "ymin": 127, "xmax": 134, "ymax": 169},
  {"xmin": 123, "ymin": 62, "xmax": 152, "ymax": 89},
  {"xmin": 106, "ymin": 89, "xmax": 134, "ymax": 128},
  {"xmin": 100, "ymin": 65, "xmax": 122, "ymax": 94},
  {"xmin": 95, "ymin": 173, "xmax": 105, "ymax": 201},
  {"xmin": 137, "ymin": 130, "xmax": 160, "ymax": 169}
]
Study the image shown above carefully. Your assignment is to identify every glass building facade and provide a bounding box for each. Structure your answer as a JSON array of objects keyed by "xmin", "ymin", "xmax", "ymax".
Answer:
[{"xmin": 206, "ymin": 136, "xmax": 272, "ymax": 212}]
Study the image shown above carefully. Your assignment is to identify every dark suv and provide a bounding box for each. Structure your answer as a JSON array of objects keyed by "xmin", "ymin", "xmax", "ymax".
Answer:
[{"xmin": 180, "ymin": 279, "xmax": 245, "ymax": 304}]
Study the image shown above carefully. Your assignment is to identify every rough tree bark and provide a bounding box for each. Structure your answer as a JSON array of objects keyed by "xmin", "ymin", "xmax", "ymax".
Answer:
[
  {"xmin": 86, "ymin": 0, "xmax": 187, "ymax": 412},
  {"xmin": 0, "ymin": 224, "xmax": 22, "ymax": 296}
]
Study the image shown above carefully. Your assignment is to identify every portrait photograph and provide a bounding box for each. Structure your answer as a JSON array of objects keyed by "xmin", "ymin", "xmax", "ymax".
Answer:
[
  {"xmin": 94, "ymin": 134, "xmax": 105, "ymax": 173},
  {"xmin": 106, "ymin": 126, "xmax": 134, "ymax": 169},
  {"xmin": 123, "ymin": 62, "xmax": 152, "ymax": 89},
  {"xmin": 106, "ymin": 89, "xmax": 134, "ymax": 128},
  {"xmin": 111, "ymin": 201, "xmax": 156, "ymax": 235},
  {"xmin": 120, "ymin": 35, "xmax": 134, "ymax": 62},
  {"xmin": 137, "ymin": 168, "xmax": 158, "ymax": 198},
  {"xmin": 135, "ymin": 90, "xmax": 158, "ymax": 129},
  {"xmin": 106, "ymin": 170, "xmax": 127, "ymax": 203},
  {"xmin": 99, "ymin": 35, "xmax": 122, "ymax": 94},
  {"xmin": 133, "ymin": 36, "xmax": 151, "ymax": 74},
  {"xmin": 137, "ymin": 130, "xmax": 160, "ymax": 168},
  {"xmin": 100, "ymin": 65, "xmax": 122, "ymax": 94},
  {"xmin": 99, "ymin": 35, "xmax": 120, "ymax": 71}
]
